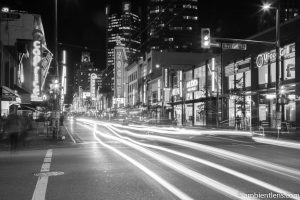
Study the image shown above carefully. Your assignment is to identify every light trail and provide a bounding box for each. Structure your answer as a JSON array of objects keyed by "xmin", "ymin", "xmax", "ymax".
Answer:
[
  {"xmin": 77, "ymin": 119, "xmax": 300, "ymax": 181},
  {"xmin": 78, "ymin": 121, "xmax": 259, "ymax": 200},
  {"xmin": 105, "ymin": 124, "xmax": 300, "ymax": 200},
  {"xmin": 117, "ymin": 123, "xmax": 253, "ymax": 136},
  {"xmin": 96, "ymin": 120, "xmax": 300, "ymax": 181},
  {"xmin": 253, "ymin": 137, "xmax": 300, "ymax": 150},
  {"xmin": 78, "ymin": 122, "xmax": 194, "ymax": 200}
]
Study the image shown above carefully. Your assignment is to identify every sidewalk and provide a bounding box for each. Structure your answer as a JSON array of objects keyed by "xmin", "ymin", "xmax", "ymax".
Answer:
[{"xmin": 0, "ymin": 126, "xmax": 74, "ymax": 151}]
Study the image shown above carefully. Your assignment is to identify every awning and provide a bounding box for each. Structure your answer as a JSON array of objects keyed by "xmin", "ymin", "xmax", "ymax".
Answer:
[
  {"xmin": 1, "ymin": 86, "xmax": 18, "ymax": 101},
  {"xmin": 17, "ymin": 103, "xmax": 37, "ymax": 112},
  {"xmin": 14, "ymin": 84, "xmax": 30, "ymax": 94}
]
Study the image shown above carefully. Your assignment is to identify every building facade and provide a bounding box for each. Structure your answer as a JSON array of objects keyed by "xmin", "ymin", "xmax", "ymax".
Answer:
[
  {"xmin": 146, "ymin": 0, "xmax": 199, "ymax": 52},
  {"xmin": 106, "ymin": 1, "xmax": 141, "ymax": 68},
  {"xmin": 1, "ymin": 9, "xmax": 52, "ymax": 115},
  {"xmin": 222, "ymin": 16, "xmax": 300, "ymax": 135}
]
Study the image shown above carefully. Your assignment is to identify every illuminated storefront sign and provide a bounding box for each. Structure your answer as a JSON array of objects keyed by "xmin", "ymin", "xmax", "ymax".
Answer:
[
  {"xmin": 90, "ymin": 73, "xmax": 97, "ymax": 100},
  {"xmin": 211, "ymin": 58, "xmax": 215, "ymax": 92},
  {"xmin": 179, "ymin": 71, "xmax": 183, "ymax": 97},
  {"xmin": 31, "ymin": 40, "xmax": 42, "ymax": 101},
  {"xmin": 186, "ymin": 79, "xmax": 199, "ymax": 93},
  {"xmin": 164, "ymin": 68, "xmax": 168, "ymax": 87},
  {"xmin": 114, "ymin": 46, "xmax": 127, "ymax": 99},
  {"xmin": 256, "ymin": 43, "xmax": 295, "ymax": 68},
  {"xmin": 158, "ymin": 79, "xmax": 161, "ymax": 101}
]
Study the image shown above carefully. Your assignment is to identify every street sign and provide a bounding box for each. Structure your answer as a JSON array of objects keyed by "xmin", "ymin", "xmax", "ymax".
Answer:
[{"xmin": 222, "ymin": 43, "xmax": 247, "ymax": 50}]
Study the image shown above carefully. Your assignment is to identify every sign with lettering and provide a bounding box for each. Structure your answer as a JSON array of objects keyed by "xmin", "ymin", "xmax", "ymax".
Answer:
[
  {"xmin": 31, "ymin": 40, "xmax": 42, "ymax": 101},
  {"xmin": 114, "ymin": 46, "xmax": 127, "ymax": 98},
  {"xmin": 90, "ymin": 73, "xmax": 97, "ymax": 100},
  {"xmin": 256, "ymin": 43, "xmax": 295, "ymax": 68},
  {"xmin": 222, "ymin": 43, "xmax": 247, "ymax": 50},
  {"xmin": 186, "ymin": 79, "xmax": 199, "ymax": 93}
]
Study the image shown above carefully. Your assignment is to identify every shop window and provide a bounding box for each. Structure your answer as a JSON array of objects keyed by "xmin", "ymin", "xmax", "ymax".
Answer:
[
  {"xmin": 184, "ymin": 70, "xmax": 193, "ymax": 82},
  {"xmin": 270, "ymin": 63, "xmax": 276, "ymax": 83},
  {"xmin": 285, "ymin": 101, "xmax": 296, "ymax": 122},
  {"xmin": 235, "ymin": 73, "xmax": 244, "ymax": 88},
  {"xmin": 228, "ymin": 75, "xmax": 234, "ymax": 89},
  {"xmin": 259, "ymin": 104, "xmax": 267, "ymax": 121},
  {"xmin": 245, "ymin": 71, "xmax": 251, "ymax": 87},
  {"xmin": 284, "ymin": 57, "xmax": 295, "ymax": 80},
  {"xmin": 258, "ymin": 65, "xmax": 268, "ymax": 84}
]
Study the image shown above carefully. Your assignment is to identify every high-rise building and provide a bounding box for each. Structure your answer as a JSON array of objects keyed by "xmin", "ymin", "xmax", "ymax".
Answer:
[
  {"xmin": 258, "ymin": 0, "xmax": 299, "ymax": 31},
  {"xmin": 146, "ymin": 0, "xmax": 199, "ymax": 52},
  {"xmin": 105, "ymin": 1, "xmax": 141, "ymax": 69}
]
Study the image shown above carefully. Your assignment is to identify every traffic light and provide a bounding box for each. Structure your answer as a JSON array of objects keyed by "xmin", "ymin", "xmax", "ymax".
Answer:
[{"xmin": 201, "ymin": 28, "xmax": 211, "ymax": 49}]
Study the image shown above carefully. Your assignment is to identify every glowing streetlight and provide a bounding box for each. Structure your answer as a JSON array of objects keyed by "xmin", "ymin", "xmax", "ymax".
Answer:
[{"xmin": 262, "ymin": 3, "xmax": 271, "ymax": 11}]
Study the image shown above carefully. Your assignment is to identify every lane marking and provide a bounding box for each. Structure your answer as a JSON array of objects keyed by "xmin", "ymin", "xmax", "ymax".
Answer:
[{"xmin": 32, "ymin": 149, "xmax": 52, "ymax": 200}]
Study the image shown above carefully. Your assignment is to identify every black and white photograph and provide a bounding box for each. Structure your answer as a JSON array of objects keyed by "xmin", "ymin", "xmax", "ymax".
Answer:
[{"xmin": 1, "ymin": 0, "xmax": 300, "ymax": 199}]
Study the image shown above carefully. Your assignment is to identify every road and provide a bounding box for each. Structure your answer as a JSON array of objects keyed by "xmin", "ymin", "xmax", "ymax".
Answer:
[{"xmin": 1, "ymin": 118, "xmax": 300, "ymax": 200}]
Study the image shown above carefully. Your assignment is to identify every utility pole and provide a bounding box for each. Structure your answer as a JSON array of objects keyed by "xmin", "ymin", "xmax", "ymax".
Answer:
[{"xmin": 275, "ymin": 6, "xmax": 281, "ymax": 130}]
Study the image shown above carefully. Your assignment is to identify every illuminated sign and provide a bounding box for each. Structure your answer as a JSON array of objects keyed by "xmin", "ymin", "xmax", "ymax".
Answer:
[
  {"xmin": 31, "ymin": 40, "xmax": 41, "ymax": 100},
  {"xmin": 164, "ymin": 68, "xmax": 168, "ymax": 87},
  {"xmin": 158, "ymin": 79, "xmax": 161, "ymax": 102},
  {"xmin": 114, "ymin": 46, "xmax": 127, "ymax": 99},
  {"xmin": 256, "ymin": 43, "xmax": 295, "ymax": 68},
  {"xmin": 211, "ymin": 58, "xmax": 215, "ymax": 92},
  {"xmin": 186, "ymin": 79, "xmax": 199, "ymax": 93},
  {"xmin": 179, "ymin": 71, "xmax": 183, "ymax": 97},
  {"xmin": 90, "ymin": 73, "xmax": 97, "ymax": 100},
  {"xmin": 123, "ymin": 2, "xmax": 131, "ymax": 12}
]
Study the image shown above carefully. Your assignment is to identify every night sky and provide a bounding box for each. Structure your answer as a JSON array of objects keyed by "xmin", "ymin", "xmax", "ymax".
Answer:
[{"xmin": 1, "ymin": 0, "xmax": 264, "ymax": 102}]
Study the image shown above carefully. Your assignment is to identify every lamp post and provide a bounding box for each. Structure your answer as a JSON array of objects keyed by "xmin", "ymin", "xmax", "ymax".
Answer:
[{"xmin": 262, "ymin": 3, "xmax": 281, "ymax": 129}]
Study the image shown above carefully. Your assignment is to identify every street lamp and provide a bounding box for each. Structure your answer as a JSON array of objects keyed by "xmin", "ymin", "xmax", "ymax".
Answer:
[{"xmin": 262, "ymin": 2, "xmax": 281, "ymax": 129}]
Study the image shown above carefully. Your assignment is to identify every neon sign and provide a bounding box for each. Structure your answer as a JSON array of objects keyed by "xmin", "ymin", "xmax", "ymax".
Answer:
[{"xmin": 32, "ymin": 40, "xmax": 41, "ymax": 99}]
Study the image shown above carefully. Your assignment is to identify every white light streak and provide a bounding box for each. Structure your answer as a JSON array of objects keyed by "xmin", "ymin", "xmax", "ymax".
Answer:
[
  {"xmin": 106, "ymin": 124, "xmax": 298, "ymax": 199},
  {"xmin": 78, "ymin": 121, "xmax": 258, "ymax": 200},
  {"xmin": 77, "ymin": 122, "xmax": 193, "ymax": 200}
]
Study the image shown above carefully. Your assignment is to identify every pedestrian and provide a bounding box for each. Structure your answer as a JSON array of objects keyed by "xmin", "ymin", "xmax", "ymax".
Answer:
[
  {"xmin": 4, "ymin": 106, "xmax": 22, "ymax": 151},
  {"xmin": 236, "ymin": 115, "xmax": 241, "ymax": 130},
  {"xmin": 59, "ymin": 114, "xmax": 64, "ymax": 126}
]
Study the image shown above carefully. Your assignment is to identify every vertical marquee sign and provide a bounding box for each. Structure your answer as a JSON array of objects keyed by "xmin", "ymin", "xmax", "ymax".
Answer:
[
  {"xmin": 90, "ymin": 73, "xmax": 97, "ymax": 100},
  {"xmin": 114, "ymin": 46, "xmax": 127, "ymax": 99},
  {"xmin": 31, "ymin": 40, "xmax": 42, "ymax": 101}
]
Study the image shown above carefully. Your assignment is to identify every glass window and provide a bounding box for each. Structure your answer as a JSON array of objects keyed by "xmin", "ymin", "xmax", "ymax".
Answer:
[
  {"xmin": 284, "ymin": 57, "xmax": 295, "ymax": 80},
  {"xmin": 228, "ymin": 75, "xmax": 234, "ymax": 89},
  {"xmin": 245, "ymin": 71, "xmax": 251, "ymax": 87},
  {"xmin": 236, "ymin": 73, "xmax": 244, "ymax": 88},
  {"xmin": 258, "ymin": 65, "xmax": 268, "ymax": 84},
  {"xmin": 184, "ymin": 70, "xmax": 193, "ymax": 82}
]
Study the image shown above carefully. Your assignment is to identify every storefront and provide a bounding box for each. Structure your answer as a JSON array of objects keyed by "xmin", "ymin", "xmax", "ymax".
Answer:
[
  {"xmin": 170, "ymin": 56, "xmax": 221, "ymax": 127},
  {"xmin": 224, "ymin": 42, "xmax": 297, "ymax": 130}
]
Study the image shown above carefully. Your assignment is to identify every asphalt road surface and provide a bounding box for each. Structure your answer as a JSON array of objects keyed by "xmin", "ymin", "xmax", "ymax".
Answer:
[{"xmin": 1, "ymin": 118, "xmax": 300, "ymax": 200}]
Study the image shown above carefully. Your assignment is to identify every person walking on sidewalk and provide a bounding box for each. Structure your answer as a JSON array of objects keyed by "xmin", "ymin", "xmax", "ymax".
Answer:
[
  {"xmin": 4, "ymin": 107, "xmax": 22, "ymax": 151},
  {"xmin": 236, "ymin": 115, "xmax": 242, "ymax": 130}
]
